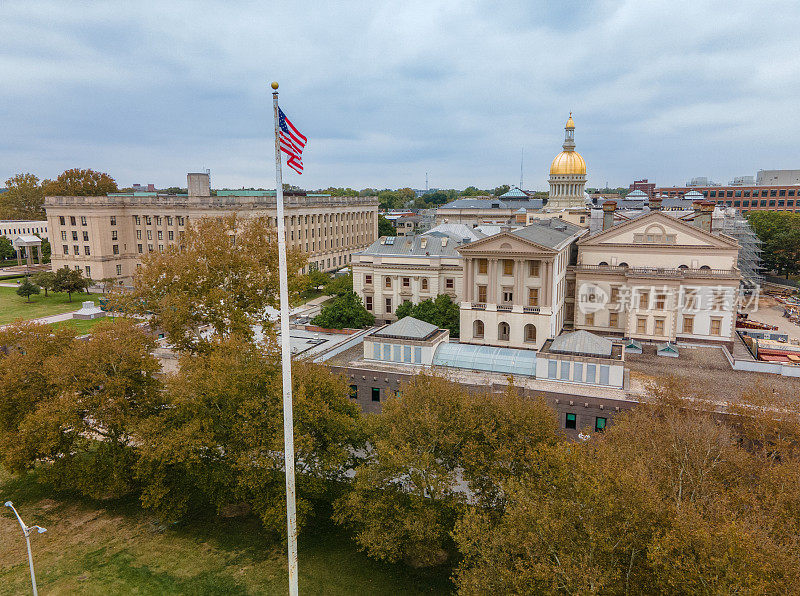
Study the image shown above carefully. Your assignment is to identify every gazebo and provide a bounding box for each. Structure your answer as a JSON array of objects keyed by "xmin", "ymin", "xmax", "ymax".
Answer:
[{"xmin": 11, "ymin": 235, "xmax": 43, "ymax": 268}]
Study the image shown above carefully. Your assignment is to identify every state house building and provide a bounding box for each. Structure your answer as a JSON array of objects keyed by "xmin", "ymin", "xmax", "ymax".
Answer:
[{"xmin": 44, "ymin": 173, "xmax": 379, "ymax": 283}]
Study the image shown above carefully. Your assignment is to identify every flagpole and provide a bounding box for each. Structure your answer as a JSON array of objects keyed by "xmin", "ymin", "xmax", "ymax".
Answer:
[{"xmin": 271, "ymin": 81, "xmax": 299, "ymax": 596}]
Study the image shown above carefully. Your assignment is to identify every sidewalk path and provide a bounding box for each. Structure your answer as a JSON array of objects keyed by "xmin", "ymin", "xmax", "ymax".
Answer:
[{"xmin": 0, "ymin": 309, "xmax": 81, "ymax": 331}]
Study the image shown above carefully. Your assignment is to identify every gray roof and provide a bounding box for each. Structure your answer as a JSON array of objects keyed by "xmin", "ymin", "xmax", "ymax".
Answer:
[
  {"xmin": 374, "ymin": 316, "xmax": 439, "ymax": 340},
  {"xmin": 424, "ymin": 223, "xmax": 486, "ymax": 242},
  {"xmin": 550, "ymin": 330, "xmax": 612, "ymax": 357},
  {"xmin": 625, "ymin": 189, "xmax": 648, "ymax": 199},
  {"xmin": 357, "ymin": 234, "xmax": 465, "ymax": 258},
  {"xmin": 510, "ymin": 218, "xmax": 585, "ymax": 249}
]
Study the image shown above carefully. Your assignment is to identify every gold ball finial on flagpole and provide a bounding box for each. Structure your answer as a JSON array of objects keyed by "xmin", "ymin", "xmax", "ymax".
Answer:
[{"xmin": 271, "ymin": 81, "xmax": 279, "ymax": 90}]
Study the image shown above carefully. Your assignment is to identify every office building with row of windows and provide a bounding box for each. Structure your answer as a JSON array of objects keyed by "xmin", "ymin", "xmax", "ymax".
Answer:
[
  {"xmin": 44, "ymin": 173, "xmax": 379, "ymax": 282},
  {"xmin": 0, "ymin": 220, "xmax": 49, "ymax": 241},
  {"xmin": 654, "ymin": 184, "xmax": 800, "ymax": 213}
]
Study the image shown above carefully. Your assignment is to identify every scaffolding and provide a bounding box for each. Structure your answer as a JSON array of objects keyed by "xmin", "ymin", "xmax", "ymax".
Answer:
[{"xmin": 719, "ymin": 208, "xmax": 763, "ymax": 288}]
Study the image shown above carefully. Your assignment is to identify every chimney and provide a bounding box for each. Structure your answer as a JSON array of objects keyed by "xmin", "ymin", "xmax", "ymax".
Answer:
[
  {"xmin": 648, "ymin": 196, "xmax": 662, "ymax": 211},
  {"xmin": 187, "ymin": 172, "xmax": 211, "ymax": 197},
  {"xmin": 698, "ymin": 201, "xmax": 714, "ymax": 232},
  {"xmin": 602, "ymin": 200, "xmax": 616, "ymax": 230}
]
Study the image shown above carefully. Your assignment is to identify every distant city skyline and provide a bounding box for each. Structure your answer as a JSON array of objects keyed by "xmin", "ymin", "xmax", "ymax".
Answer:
[{"xmin": 2, "ymin": 1, "xmax": 799, "ymax": 191}]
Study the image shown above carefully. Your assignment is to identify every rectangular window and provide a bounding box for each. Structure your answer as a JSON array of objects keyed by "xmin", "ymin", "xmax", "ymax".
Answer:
[
  {"xmin": 609, "ymin": 312, "xmax": 618, "ymax": 327},
  {"xmin": 599, "ymin": 365, "xmax": 610, "ymax": 385},
  {"xmin": 560, "ymin": 361, "xmax": 570, "ymax": 380},
  {"xmin": 502, "ymin": 289, "xmax": 513, "ymax": 304},
  {"xmin": 595, "ymin": 417, "xmax": 607, "ymax": 432},
  {"xmin": 148, "ymin": 244, "xmax": 153, "ymax": 252},
  {"xmin": 639, "ymin": 291, "xmax": 649, "ymax": 309},
  {"xmin": 654, "ymin": 318, "xmax": 665, "ymax": 335},
  {"xmin": 80, "ymin": 216, "xmax": 87, "ymax": 226},
  {"xmin": 156, "ymin": 216, "xmax": 162, "ymax": 225},
  {"xmin": 111, "ymin": 230, "xmax": 118, "ymax": 241},
  {"xmin": 147, "ymin": 230, "xmax": 152, "ymax": 240},
  {"xmin": 503, "ymin": 259, "xmax": 514, "ymax": 275},
  {"xmin": 636, "ymin": 317, "xmax": 647, "ymax": 334},
  {"xmin": 134, "ymin": 215, "xmax": 140, "ymax": 225},
  {"xmin": 403, "ymin": 345, "xmax": 412, "ymax": 363},
  {"xmin": 138, "ymin": 244, "xmax": 143, "ymax": 254},
  {"xmin": 60, "ymin": 216, "xmax": 66, "ymax": 225},
  {"xmin": 365, "ymin": 295, "xmax": 373, "ymax": 310},
  {"xmin": 349, "ymin": 385, "xmax": 358, "ymax": 399},
  {"xmin": 528, "ymin": 288, "xmax": 539, "ymax": 306},
  {"xmin": 373, "ymin": 343, "xmax": 381, "ymax": 359},
  {"xmin": 61, "ymin": 231, "xmax": 67, "ymax": 240},
  {"xmin": 158, "ymin": 244, "xmax": 164, "ymax": 252},
  {"xmin": 586, "ymin": 363, "xmax": 596, "ymax": 383},
  {"xmin": 136, "ymin": 230, "xmax": 142, "ymax": 240},
  {"xmin": 70, "ymin": 216, "xmax": 76, "ymax": 225},
  {"xmin": 402, "ymin": 277, "xmax": 410, "ymax": 287},
  {"xmin": 421, "ymin": 278, "xmax": 428, "ymax": 290},
  {"xmin": 682, "ymin": 316, "xmax": 694, "ymax": 334},
  {"xmin": 384, "ymin": 276, "xmax": 391, "ymax": 288},
  {"xmin": 383, "ymin": 344, "xmax": 391, "ymax": 360},
  {"xmin": 446, "ymin": 278, "xmax": 454, "ymax": 290},
  {"xmin": 573, "ymin": 362, "xmax": 583, "ymax": 382},
  {"xmin": 157, "ymin": 230, "xmax": 163, "ymax": 240},
  {"xmin": 393, "ymin": 345, "xmax": 402, "ymax": 362},
  {"xmin": 62, "ymin": 244, "xmax": 69, "ymax": 255},
  {"xmin": 478, "ymin": 258, "xmax": 487, "ymax": 274},
  {"xmin": 145, "ymin": 216, "xmax": 152, "ymax": 225},
  {"xmin": 73, "ymin": 245, "xmax": 79, "ymax": 255},
  {"xmin": 655, "ymin": 293, "xmax": 666, "ymax": 309},
  {"xmin": 478, "ymin": 285, "xmax": 487, "ymax": 302},
  {"xmin": 85, "ymin": 265, "xmax": 91, "ymax": 277},
  {"xmin": 84, "ymin": 246, "xmax": 90, "ymax": 255},
  {"xmin": 112, "ymin": 244, "xmax": 119, "ymax": 255},
  {"xmin": 116, "ymin": 264, "xmax": 122, "ymax": 276},
  {"xmin": 177, "ymin": 216, "xmax": 184, "ymax": 226},
  {"xmin": 82, "ymin": 231, "xmax": 89, "ymax": 241},
  {"xmin": 72, "ymin": 231, "xmax": 78, "ymax": 241},
  {"xmin": 365, "ymin": 274, "xmax": 372, "ymax": 285},
  {"xmin": 168, "ymin": 230, "xmax": 174, "ymax": 240},
  {"xmin": 528, "ymin": 260, "xmax": 540, "ymax": 276},
  {"xmin": 414, "ymin": 347, "xmax": 422, "ymax": 364},
  {"xmin": 585, "ymin": 312, "xmax": 594, "ymax": 326},
  {"xmin": 371, "ymin": 387, "xmax": 380, "ymax": 402},
  {"xmin": 565, "ymin": 413, "xmax": 577, "ymax": 429},
  {"xmin": 385, "ymin": 297, "xmax": 392, "ymax": 313},
  {"xmin": 110, "ymin": 216, "xmax": 116, "ymax": 225},
  {"xmin": 167, "ymin": 216, "xmax": 173, "ymax": 225},
  {"xmin": 610, "ymin": 286, "xmax": 620, "ymax": 303},
  {"xmin": 547, "ymin": 359, "xmax": 557, "ymax": 379},
  {"xmin": 710, "ymin": 317, "xmax": 722, "ymax": 336}
]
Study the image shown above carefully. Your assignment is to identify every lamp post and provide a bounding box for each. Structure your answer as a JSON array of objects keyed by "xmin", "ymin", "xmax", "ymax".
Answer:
[{"xmin": 4, "ymin": 501, "xmax": 47, "ymax": 596}]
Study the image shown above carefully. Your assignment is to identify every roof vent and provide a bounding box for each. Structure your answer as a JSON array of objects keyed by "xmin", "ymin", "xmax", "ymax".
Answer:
[
  {"xmin": 441, "ymin": 238, "xmax": 448, "ymax": 247},
  {"xmin": 420, "ymin": 238, "xmax": 428, "ymax": 249}
]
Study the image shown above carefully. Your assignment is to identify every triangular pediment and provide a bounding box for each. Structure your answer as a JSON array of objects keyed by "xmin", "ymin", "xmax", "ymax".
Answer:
[
  {"xmin": 456, "ymin": 231, "xmax": 557, "ymax": 255},
  {"xmin": 579, "ymin": 211, "xmax": 739, "ymax": 249}
]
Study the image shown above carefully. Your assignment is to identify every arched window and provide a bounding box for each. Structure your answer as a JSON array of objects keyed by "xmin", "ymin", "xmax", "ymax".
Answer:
[
  {"xmin": 598, "ymin": 261, "xmax": 609, "ymax": 266},
  {"xmin": 524, "ymin": 324, "xmax": 536, "ymax": 343},
  {"xmin": 618, "ymin": 262, "xmax": 629, "ymax": 268},
  {"xmin": 474, "ymin": 320, "xmax": 484, "ymax": 338},
  {"xmin": 498, "ymin": 322, "xmax": 510, "ymax": 341},
  {"xmin": 678, "ymin": 264, "xmax": 688, "ymax": 270},
  {"xmin": 699, "ymin": 265, "xmax": 711, "ymax": 270}
]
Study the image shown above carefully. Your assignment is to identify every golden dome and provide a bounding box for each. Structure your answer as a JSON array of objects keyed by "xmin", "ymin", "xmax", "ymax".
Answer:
[
  {"xmin": 565, "ymin": 113, "xmax": 575, "ymax": 129},
  {"xmin": 550, "ymin": 150, "xmax": 586, "ymax": 176}
]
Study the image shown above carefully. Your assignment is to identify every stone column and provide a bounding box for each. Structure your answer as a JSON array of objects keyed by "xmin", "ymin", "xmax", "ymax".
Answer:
[
  {"xmin": 515, "ymin": 258, "xmax": 524, "ymax": 305},
  {"xmin": 488, "ymin": 259, "xmax": 497, "ymax": 304},
  {"xmin": 464, "ymin": 258, "xmax": 472, "ymax": 302}
]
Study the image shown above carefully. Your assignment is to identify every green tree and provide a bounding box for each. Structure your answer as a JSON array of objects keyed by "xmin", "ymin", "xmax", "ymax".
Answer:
[
  {"xmin": 31, "ymin": 271, "xmax": 55, "ymax": 297},
  {"xmin": 42, "ymin": 168, "xmax": 118, "ymax": 196},
  {"xmin": 394, "ymin": 300, "xmax": 413, "ymax": 319},
  {"xmin": 16, "ymin": 277, "xmax": 40, "ymax": 302},
  {"xmin": 136, "ymin": 338, "xmax": 364, "ymax": 533},
  {"xmin": 303, "ymin": 268, "xmax": 329, "ymax": 293},
  {"xmin": 112, "ymin": 215, "xmax": 307, "ymax": 353},
  {"xmin": 0, "ymin": 320, "xmax": 163, "ymax": 499},
  {"xmin": 53, "ymin": 266, "xmax": 91, "ymax": 301},
  {"xmin": 0, "ymin": 236, "xmax": 14, "ymax": 260},
  {"xmin": 461, "ymin": 186, "xmax": 489, "ymax": 197},
  {"xmin": 324, "ymin": 273, "xmax": 353, "ymax": 296},
  {"xmin": 393, "ymin": 294, "xmax": 460, "ymax": 336},
  {"xmin": 378, "ymin": 216, "xmax": 396, "ymax": 237},
  {"xmin": 492, "ymin": 184, "xmax": 510, "ymax": 196},
  {"xmin": 1, "ymin": 173, "xmax": 45, "ymax": 219},
  {"xmin": 747, "ymin": 210, "xmax": 800, "ymax": 278},
  {"xmin": 39, "ymin": 238, "xmax": 51, "ymax": 263},
  {"xmin": 335, "ymin": 376, "xmax": 560, "ymax": 567},
  {"xmin": 311, "ymin": 291, "xmax": 374, "ymax": 329}
]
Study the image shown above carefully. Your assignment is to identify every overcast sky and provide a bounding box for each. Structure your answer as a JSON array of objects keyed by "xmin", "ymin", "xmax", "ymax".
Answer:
[{"xmin": 2, "ymin": 1, "xmax": 799, "ymax": 191}]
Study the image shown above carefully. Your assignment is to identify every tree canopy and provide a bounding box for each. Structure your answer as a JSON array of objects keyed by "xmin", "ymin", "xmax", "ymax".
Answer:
[
  {"xmin": 1, "ymin": 173, "xmax": 45, "ymax": 219},
  {"xmin": 112, "ymin": 215, "xmax": 306, "ymax": 353},
  {"xmin": 42, "ymin": 168, "xmax": 118, "ymax": 196},
  {"xmin": 747, "ymin": 210, "xmax": 800, "ymax": 278},
  {"xmin": 16, "ymin": 277, "xmax": 40, "ymax": 302},
  {"xmin": 394, "ymin": 294, "xmax": 460, "ymax": 336},
  {"xmin": 311, "ymin": 291, "xmax": 374, "ymax": 329},
  {"xmin": 53, "ymin": 265, "xmax": 91, "ymax": 301},
  {"xmin": 378, "ymin": 216, "xmax": 396, "ymax": 237}
]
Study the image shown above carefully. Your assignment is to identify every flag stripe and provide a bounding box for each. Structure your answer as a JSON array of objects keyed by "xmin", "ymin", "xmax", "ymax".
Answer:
[{"xmin": 277, "ymin": 107, "xmax": 306, "ymax": 175}]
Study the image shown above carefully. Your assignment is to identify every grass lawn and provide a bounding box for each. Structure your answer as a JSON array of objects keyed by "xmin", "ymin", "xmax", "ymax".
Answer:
[
  {"xmin": 0, "ymin": 286, "xmax": 100, "ymax": 325},
  {"xmin": 0, "ymin": 470, "xmax": 453, "ymax": 595},
  {"xmin": 48, "ymin": 317, "xmax": 111, "ymax": 336}
]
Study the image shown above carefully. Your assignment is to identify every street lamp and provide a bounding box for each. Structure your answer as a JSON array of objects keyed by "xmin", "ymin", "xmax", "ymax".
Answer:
[{"xmin": 4, "ymin": 501, "xmax": 46, "ymax": 596}]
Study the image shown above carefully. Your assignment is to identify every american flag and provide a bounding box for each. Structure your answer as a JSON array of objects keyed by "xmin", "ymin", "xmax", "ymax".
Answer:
[{"xmin": 278, "ymin": 108, "xmax": 307, "ymax": 175}]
